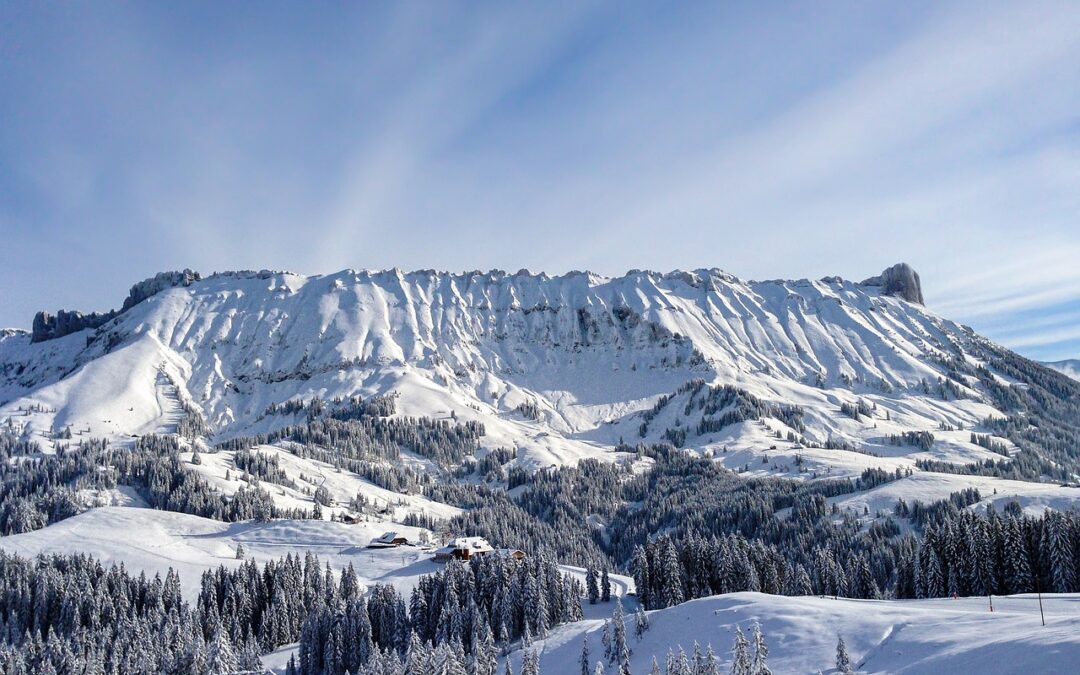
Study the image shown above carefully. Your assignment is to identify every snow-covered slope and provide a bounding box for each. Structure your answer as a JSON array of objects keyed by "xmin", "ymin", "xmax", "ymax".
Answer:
[
  {"xmin": 3, "ymin": 264, "xmax": 1078, "ymax": 518},
  {"xmin": 1044, "ymin": 358, "xmax": 1080, "ymax": 382},
  {"xmin": 0, "ymin": 266, "xmax": 1020, "ymax": 467},
  {"xmin": 0, "ymin": 506, "xmax": 440, "ymax": 600},
  {"xmin": 502, "ymin": 591, "xmax": 1080, "ymax": 675}
]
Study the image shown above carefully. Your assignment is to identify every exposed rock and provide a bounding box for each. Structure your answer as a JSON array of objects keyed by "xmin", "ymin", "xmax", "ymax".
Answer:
[
  {"xmin": 121, "ymin": 269, "xmax": 200, "ymax": 312},
  {"xmin": 859, "ymin": 263, "xmax": 924, "ymax": 305},
  {"xmin": 31, "ymin": 309, "xmax": 117, "ymax": 343},
  {"xmin": 31, "ymin": 269, "xmax": 200, "ymax": 343}
]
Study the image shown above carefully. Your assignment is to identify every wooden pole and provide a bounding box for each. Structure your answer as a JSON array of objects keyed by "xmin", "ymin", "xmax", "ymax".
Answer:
[{"xmin": 1036, "ymin": 579, "xmax": 1046, "ymax": 626}]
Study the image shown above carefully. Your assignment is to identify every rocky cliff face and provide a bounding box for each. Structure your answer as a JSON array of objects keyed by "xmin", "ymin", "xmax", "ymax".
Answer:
[
  {"xmin": 31, "ymin": 269, "xmax": 201, "ymax": 343},
  {"xmin": 30, "ymin": 309, "xmax": 118, "ymax": 344},
  {"xmin": 859, "ymin": 263, "xmax": 924, "ymax": 305}
]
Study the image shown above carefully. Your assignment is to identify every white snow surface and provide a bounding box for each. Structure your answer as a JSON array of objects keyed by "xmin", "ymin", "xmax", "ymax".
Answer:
[
  {"xmin": 0, "ymin": 506, "xmax": 440, "ymax": 600},
  {"xmin": 503, "ymin": 591, "xmax": 1080, "ymax": 675}
]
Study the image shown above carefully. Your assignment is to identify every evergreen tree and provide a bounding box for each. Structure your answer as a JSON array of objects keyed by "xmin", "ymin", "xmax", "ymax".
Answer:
[
  {"xmin": 612, "ymin": 600, "xmax": 631, "ymax": 674},
  {"xmin": 634, "ymin": 605, "xmax": 650, "ymax": 640},
  {"xmin": 750, "ymin": 621, "xmax": 770, "ymax": 675},
  {"xmin": 730, "ymin": 627, "xmax": 751, "ymax": 675},
  {"xmin": 588, "ymin": 566, "xmax": 600, "ymax": 605},
  {"xmin": 521, "ymin": 649, "xmax": 540, "ymax": 675},
  {"xmin": 835, "ymin": 636, "xmax": 853, "ymax": 675}
]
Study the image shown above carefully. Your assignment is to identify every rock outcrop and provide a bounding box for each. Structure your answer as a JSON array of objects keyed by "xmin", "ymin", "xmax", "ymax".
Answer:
[
  {"xmin": 859, "ymin": 263, "xmax": 924, "ymax": 305},
  {"xmin": 31, "ymin": 269, "xmax": 200, "ymax": 343}
]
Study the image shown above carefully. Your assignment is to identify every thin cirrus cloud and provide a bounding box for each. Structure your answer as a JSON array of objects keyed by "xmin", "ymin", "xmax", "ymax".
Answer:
[{"xmin": 0, "ymin": 1, "xmax": 1078, "ymax": 360}]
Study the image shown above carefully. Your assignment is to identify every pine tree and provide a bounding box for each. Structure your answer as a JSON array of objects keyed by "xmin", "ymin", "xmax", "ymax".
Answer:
[
  {"xmin": 602, "ymin": 569, "xmax": 612, "ymax": 603},
  {"xmin": 1042, "ymin": 511, "xmax": 1076, "ymax": 593},
  {"xmin": 634, "ymin": 605, "xmax": 650, "ymax": 640},
  {"xmin": 836, "ymin": 636, "xmax": 853, "ymax": 675},
  {"xmin": 612, "ymin": 600, "xmax": 631, "ymax": 674},
  {"xmin": 588, "ymin": 566, "xmax": 600, "ymax": 605},
  {"xmin": 521, "ymin": 649, "xmax": 540, "ymax": 675},
  {"xmin": 1004, "ymin": 517, "xmax": 1033, "ymax": 593},
  {"xmin": 730, "ymin": 627, "xmax": 751, "ymax": 675},
  {"xmin": 206, "ymin": 628, "xmax": 237, "ymax": 675},
  {"xmin": 702, "ymin": 644, "xmax": 720, "ymax": 675},
  {"xmin": 581, "ymin": 635, "xmax": 592, "ymax": 675},
  {"xmin": 602, "ymin": 620, "xmax": 612, "ymax": 662},
  {"xmin": 750, "ymin": 621, "xmax": 770, "ymax": 675}
]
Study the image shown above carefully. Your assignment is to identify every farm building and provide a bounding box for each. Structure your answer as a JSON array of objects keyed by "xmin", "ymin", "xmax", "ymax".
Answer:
[
  {"xmin": 433, "ymin": 536, "xmax": 495, "ymax": 562},
  {"xmin": 367, "ymin": 531, "xmax": 411, "ymax": 548}
]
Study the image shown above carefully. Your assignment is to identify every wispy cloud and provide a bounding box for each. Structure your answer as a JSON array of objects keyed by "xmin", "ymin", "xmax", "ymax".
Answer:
[{"xmin": 1, "ymin": 1, "xmax": 1079, "ymax": 359}]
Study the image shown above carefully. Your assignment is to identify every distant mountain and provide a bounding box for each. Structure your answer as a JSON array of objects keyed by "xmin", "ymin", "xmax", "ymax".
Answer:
[
  {"xmin": 4, "ymin": 263, "xmax": 1079, "ymax": 483},
  {"xmin": 1044, "ymin": 358, "xmax": 1080, "ymax": 382}
]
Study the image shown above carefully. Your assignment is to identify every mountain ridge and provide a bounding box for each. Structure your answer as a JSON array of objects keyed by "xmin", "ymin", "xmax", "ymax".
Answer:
[{"xmin": 6, "ymin": 262, "xmax": 1077, "ymax": 487}]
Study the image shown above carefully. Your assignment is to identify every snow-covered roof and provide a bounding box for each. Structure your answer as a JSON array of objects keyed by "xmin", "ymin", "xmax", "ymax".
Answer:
[{"xmin": 436, "ymin": 536, "xmax": 494, "ymax": 554}]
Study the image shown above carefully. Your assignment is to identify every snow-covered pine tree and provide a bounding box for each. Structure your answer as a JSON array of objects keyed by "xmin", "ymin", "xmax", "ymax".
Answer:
[
  {"xmin": 750, "ymin": 621, "xmax": 770, "ymax": 675},
  {"xmin": 836, "ymin": 636, "xmax": 853, "ymax": 674},
  {"xmin": 730, "ymin": 627, "xmax": 751, "ymax": 675},
  {"xmin": 580, "ymin": 635, "xmax": 593, "ymax": 675},
  {"xmin": 602, "ymin": 620, "xmax": 612, "ymax": 662},
  {"xmin": 521, "ymin": 649, "xmax": 540, "ymax": 675},
  {"xmin": 634, "ymin": 604, "xmax": 650, "ymax": 639},
  {"xmin": 612, "ymin": 600, "xmax": 631, "ymax": 674}
]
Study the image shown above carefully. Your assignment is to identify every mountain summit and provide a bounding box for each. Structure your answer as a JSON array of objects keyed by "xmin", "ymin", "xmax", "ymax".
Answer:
[{"xmin": 859, "ymin": 262, "xmax": 924, "ymax": 305}]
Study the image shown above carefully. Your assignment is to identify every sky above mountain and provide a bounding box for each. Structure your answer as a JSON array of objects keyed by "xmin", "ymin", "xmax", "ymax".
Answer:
[{"xmin": 2, "ymin": 1, "xmax": 1079, "ymax": 360}]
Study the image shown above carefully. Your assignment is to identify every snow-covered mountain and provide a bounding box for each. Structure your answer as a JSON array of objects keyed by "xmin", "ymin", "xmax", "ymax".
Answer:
[
  {"xmin": 2, "ymin": 263, "xmax": 1077, "ymax": 485},
  {"xmin": 1045, "ymin": 358, "xmax": 1080, "ymax": 382},
  {"xmin": 3, "ymin": 263, "xmax": 1080, "ymax": 674}
]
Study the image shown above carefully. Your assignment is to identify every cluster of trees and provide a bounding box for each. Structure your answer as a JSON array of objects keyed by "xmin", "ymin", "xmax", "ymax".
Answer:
[
  {"xmin": 629, "ymin": 502, "xmax": 1080, "ymax": 611},
  {"xmin": 632, "ymin": 535, "xmax": 814, "ymax": 610},
  {"xmin": 0, "ymin": 430, "xmax": 307, "ymax": 535},
  {"xmin": 233, "ymin": 448, "xmax": 297, "ymax": 488},
  {"xmin": 652, "ymin": 629, "xmax": 855, "ymax": 675},
  {"xmin": 0, "ymin": 433, "xmax": 92, "ymax": 534},
  {"xmin": 222, "ymin": 394, "xmax": 484, "ymax": 468},
  {"xmin": 840, "ymin": 399, "xmax": 874, "ymax": 422},
  {"xmin": 0, "ymin": 551, "xmax": 261, "ymax": 674},
  {"xmin": 295, "ymin": 552, "xmax": 582, "ymax": 675},
  {"xmin": 445, "ymin": 451, "xmax": 903, "ymax": 573},
  {"xmin": 0, "ymin": 547, "xmax": 576, "ymax": 675},
  {"xmin": 888, "ymin": 431, "xmax": 935, "ymax": 452},
  {"xmin": 936, "ymin": 341, "xmax": 1080, "ymax": 480},
  {"xmin": 894, "ymin": 506, "xmax": 1080, "ymax": 597},
  {"xmin": 638, "ymin": 380, "xmax": 805, "ymax": 446}
]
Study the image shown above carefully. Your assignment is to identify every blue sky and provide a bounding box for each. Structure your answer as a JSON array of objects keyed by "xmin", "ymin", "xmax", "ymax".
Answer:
[{"xmin": 1, "ymin": 1, "xmax": 1079, "ymax": 360}]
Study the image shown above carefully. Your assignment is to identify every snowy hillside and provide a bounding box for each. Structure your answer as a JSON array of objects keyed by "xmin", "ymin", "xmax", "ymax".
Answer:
[
  {"xmin": 1045, "ymin": 358, "xmax": 1080, "ymax": 382},
  {"xmin": 502, "ymin": 592, "xmax": 1080, "ymax": 675}
]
